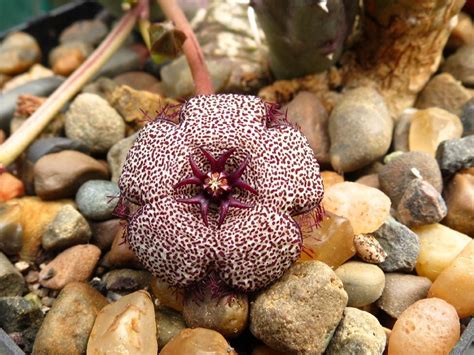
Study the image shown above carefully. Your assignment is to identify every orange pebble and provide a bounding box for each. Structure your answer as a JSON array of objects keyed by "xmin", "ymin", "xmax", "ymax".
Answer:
[{"xmin": 0, "ymin": 172, "xmax": 25, "ymax": 202}]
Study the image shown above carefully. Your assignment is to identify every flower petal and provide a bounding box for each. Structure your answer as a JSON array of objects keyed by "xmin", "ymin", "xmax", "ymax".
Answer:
[
  {"xmin": 126, "ymin": 197, "xmax": 214, "ymax": 287},
  {"xmin": 215, "ymin": 205, "xmax": 302, "ymax": 291},
  {"xmin": 260, "ymin": 125, "xmax": 324, "ymax": 215},
  {"xmin": 119, "ymin": 120, "xmax": 188, "ymax": 204}
]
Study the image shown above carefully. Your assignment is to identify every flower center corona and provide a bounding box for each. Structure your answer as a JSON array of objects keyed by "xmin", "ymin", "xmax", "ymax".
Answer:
[{"xmin": 174, "ymin": 148, "xmax": 258, "ymax": 226}]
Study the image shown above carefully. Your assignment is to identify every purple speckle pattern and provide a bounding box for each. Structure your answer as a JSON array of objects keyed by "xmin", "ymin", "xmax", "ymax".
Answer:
[{"xmin": 118, "ymin": 94, "xmax": 324, "ymax": 292}]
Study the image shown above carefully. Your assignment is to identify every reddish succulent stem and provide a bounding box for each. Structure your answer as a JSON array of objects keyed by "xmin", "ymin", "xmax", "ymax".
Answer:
[{"xmin": 156, "ymin": 0, "xmax": 214, "ymax": 95}]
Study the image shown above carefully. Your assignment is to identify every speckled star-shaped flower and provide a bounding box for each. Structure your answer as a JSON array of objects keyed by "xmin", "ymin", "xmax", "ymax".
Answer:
[{"xmin": 118, "ymin": 94, "xmax": 324, "ymax": 292}]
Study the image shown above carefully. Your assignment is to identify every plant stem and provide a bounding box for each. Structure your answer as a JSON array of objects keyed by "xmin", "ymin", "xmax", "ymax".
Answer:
[
  {"xmin": 0, "ymin": 0, "xmax": 148, "ymax": 168},
  {"xmin": 156, "ymin": 0, "xmax": 214, "ymax": 95}
]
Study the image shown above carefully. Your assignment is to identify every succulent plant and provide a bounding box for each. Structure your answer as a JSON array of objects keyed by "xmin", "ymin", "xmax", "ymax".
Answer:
[
  {"xmin": 251, "ymin": 0, "xmax": 358, "ymax": 79},
  {"xmin": 116, "ymin": 94, "xmax": 324, "ymax": 292}
]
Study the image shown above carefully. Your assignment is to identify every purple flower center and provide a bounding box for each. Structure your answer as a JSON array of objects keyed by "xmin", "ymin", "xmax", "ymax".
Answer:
[{"xmin": 174, "ymin": 147, "xmax": 258, "ymax": 226}]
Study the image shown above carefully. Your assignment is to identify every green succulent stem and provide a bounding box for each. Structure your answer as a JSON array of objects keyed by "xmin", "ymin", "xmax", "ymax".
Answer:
[
  {"xmin": 0, "ymin": 0, "xmax": 149, "ymax": 168},
  {"xmin": 156, "ymin": 0, "xmax": 214, "ymax": 95}
]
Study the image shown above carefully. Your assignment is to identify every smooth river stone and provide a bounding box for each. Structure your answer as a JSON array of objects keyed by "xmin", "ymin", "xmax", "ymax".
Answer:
[
  {"xmin": 320, "ymin": 171, "xmax": 344, "ymax": 191},
  {"xmin": 413, "ymin": 223, "xmax": 471, "ymax": 281},
  {"xmin": 323, "ymin": 182, "xmax": 391, "ymax": 234},
  {"xmin": 388, "ymin": 298, "xmax": 460, "ymax": 355},
  {"xmin": 87, "ymin": 290, "xmax": 157, "ymax": 355},
  {"xmin": 376, "ymin": 273, "xmax": 432, "ymax": 318},
  {"xmin": 329, "ymin": 87, "xmax": 393, "ymax": 172},
  {"xmin": 409, "ymin": 108, "xmax": 463, "ymax": 157},
  {"xmin": 160, "ymin": 328, "xmax": 237, "ymax": 355},
  {"xmin": 250, "ymin": 261, "xmax": 348, "ymax": 354},
  {"xmin": 335, "ymin": 261, "xmax": 385, "ymax": 307},
  {"xmin": 150, "ymin": 277, "xmax": 184, "ymax": 312},
  {"xmin": 0, "ymin": 173, "xmax": 24, "ymax": 202},
  {"xmin": 429, "ymin": 241, "xmax": 474, "ymax": 318},
  {"xmin": 295, "ymin": 210, "xmax": 355, "ymax": 268},
  {"xmin": 443, "ymin": 172, "xmax": 474, "ymax": 237}
]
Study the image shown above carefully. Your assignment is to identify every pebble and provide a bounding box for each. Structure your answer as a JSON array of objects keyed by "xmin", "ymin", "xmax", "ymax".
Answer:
[
  {"xmin": 41, "ymin": 204, "xmax": 91, "ymax": 251},
  {"xmin": 160, "ymin": 328, "xmax": 236, "ymax": 355},
  {"xmin": 0, "ymin": 76, "xmax": 64, "ymax": 131},
  {"xmin": 379, "ymin": 151, "xmax": 443, "ymax": 207},
  {"xmin": 436, "ymin": 136, "xmax": 474, "ymax": 180},
  {"xmin": 325, "ymin": 307, "xmax": 386, "ymax": 355},
  {"xmin": 429, "ymin": 241, "xmax": 474, "ymax": 318},
  {"xmin": 65, "ymin": 93, "xmax": 125, "ymax": 153},
  {"xmin": 335, "ymin": 261, "xmax": 385, "ymax": 307},
  {"xmin": 82, "ymin": 76, "xmax": 118, "ymax": 100},
  {"xmin": 0, "ymin": 296, "xmax": 43, "ymax": 333},
  {"xmin": 59, "ymin": 19, "xmax": 108, "ymax": 46},
  {"xmin": 32, "ymin": 282, "xmax": 108, "ymax": 354},
  {"xmin": 415, "ymin": 73, "xmax": 471, "ymax": 114},
  {"xmin": 0, "ymin": 296, "xmax": 42, "ymax": 353},
  {"xmin": 372, "ymin": 217, "xmax": 420, "ymax": 272},
  {"xmin": 107, "ymin": 133, "xmax": 137, "ymax": 183},
  {"xmin": 284, "ymin": 91, "xmax": 330, "ymax": 164},
  {"xmin": 39, "ymin": 244, "xmax": 101, "ymax": 289},
  {"xmin": 323, "ymin": 182, "xmax": 391, "ymax": 234},
  {"xmin": 150, "ymin": 277, "xmax": 184, "ymax": 312},
  {"xmin": 14, "ymin": 197, "xmax": 72, "ymax": 261},
  {"xmin": 75, "ymin": 180, "xmax": 119, "ymax": 221},
  {"xmin": 2, "ymin": 64, "xmax": 53, "ymax": 92},
  {"xmin": 113, "ymin": 71, "xmax": 160, "ymax": 92},
  {"xmin": 87, "ymin": 290, "xmax": 157, "ymax": 355},
  {"xmin": 443, "ymin": 171, "xmax": 474, "ymax": 237},
  {"xmin": 393, "ymin": 108, "xmax": 417, "ymax": 152},
  {"xmin": 355, "ymin": 174, "xmax": 380, "ymax": 189},
  {"xmin": 96, "ymin": 46, "xmax": 141, "ymax": 78},
  {"xmin": 0, "ymin": 173, "xmax": 24, "ymax": 202},
  {"xmin": 103, "ymin": 225, "xmax": 142, "ymax": 268},
  {"xmin": 388, "ymin": 298, "xmax": 460, "ymax": 355},
  {"xmin": 451, "ymin": 318, "xmax": 474, "ymax": 355},
  {"xmin": 0, "ymin": 327, "xmax": 24, "ymax": 355},
  {"xmin": 460, "ymin": 98, "xmax": 474, "ymax": 136},
  {"xmin": 376, "ymin": 273, "xmax": 432, "ymax": 318},
  {"xmin": 0, "ymin": 252, "xmax": 26, "ymax": 297},
  {"xmin": 102, "ymin": 268, "xmax": 152, "ymax": 292},
  {"xmin": 396, "ymin": 179, "xmax": 447, "ymax": 227},
  {"xmin": 90, "ymin": 219, "xmax": 121, "ymax": 251},
  {"xmin": 109, "ymin": 84, "xmax": 168, "ymax": 124},
  {"xmin": 183, "ymin": 289, "xmax": 248, "ymax": 338},
  {"xmin": 0, "ymin": 32, "xmax": 40, "ymax": 75},
  {"xmin": 413, "ymin": 223, "xmax": 471, "ymax": 281},
  {"xmin": 49, "ymin": 41, "xmax": 93, "ymax": 76},
  {"xmin": 442, "ymin": 45, "xmax": 474, "ymax": 86},
  {"xmin": 409, "ymin": 108, "xmax": 463, "ymax": 157},
  {"xmin": 26, "ymin": 137, "xmax": 90, "ymax": 163},
  {"xmin": 329, "ymin": 87, "xmax": 393, "ymax": 172},
  {"xmin": 33, "ymin": 150, "xmax": 109, "ymax": 200},
  {"xmin": 353, "ymin": 234, "xmax": 387, "ymax": 264},
  {"xmin": 295, "ymin": 210, "xmax": 356, "ymax": 268},
  {"xmin": 320, "ymin": 171, "xmax": 344, "ymax": 190},
  {"xmin": 447, "ymin": 13, "xmax": 474, "ymax": 50},
  {"xmin": 250, "ymin": 261, "xmax": 348, "ymax": 354},
  {"xmin": 156, "ymin": 307, "xmax": 187, "ymax": 349}
]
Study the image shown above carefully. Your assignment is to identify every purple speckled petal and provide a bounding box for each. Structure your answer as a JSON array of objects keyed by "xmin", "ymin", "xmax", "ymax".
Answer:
[
  {"xmin": 215, "ymin": 205, "xmax": 302, "ymax": 292},
  {"xmin": 126, "ymin": 198, "xmax": 214, "ymax": 287}
]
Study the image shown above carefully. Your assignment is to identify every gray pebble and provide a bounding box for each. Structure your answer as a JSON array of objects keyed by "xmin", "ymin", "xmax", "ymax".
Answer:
[
  {"xmin": 42, "ymin": 205, "xmax": 92, "ymax": 251},
  {"xmin": 0, "ymin": 76, "xmax": 64, "ymax": 131},
  {"xmin": 75, "ymin": 180, "xmax": 119, "ymax": 221},
  {"xmin": 436, "ymin": 136, "xmax": 474, "ymax": 181},
  {"xmin": 460, "ymin": 98, "xmax": 474, "ymax": 136},
  {"xmin": 372, "ymin": 217, "xmax": 420, "ymax": 272},
  {"xmin": 156, "ymin": 307, "xmax": 186, "ymax": 350},
  {"xmin": 0, "ymin": 297, "xmax": 43, "ymax": 333},
  {"xmin": 65, "ymin": 93, "xmax": 125, "ymax": 153},
  {"xmin": 26, "ymin": 137, "xmax": 89, "ymax": 163},
  {"xmin": 102, "ymin": 269, "xmax": 152, "ymax": 292},
  {"xmin": 326, "ymin": 307, "xmax": 386, "ymax": 355},
  {"xmin": 0, "ymin": 327, "xmax": 24, "ymax": 355},
  {"xmin": 0, "ymin": 253, "xmax": 26, "ymax": 297},
  {"xmin": 107, "ymin": 133, "xmax": 137, "ymax": 183},
  {"xmin": 95, "ymin": 47, "xmax": 141, "ymax": 79}
]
